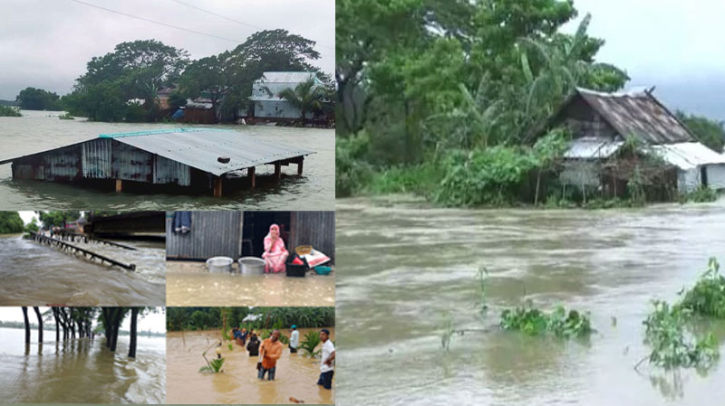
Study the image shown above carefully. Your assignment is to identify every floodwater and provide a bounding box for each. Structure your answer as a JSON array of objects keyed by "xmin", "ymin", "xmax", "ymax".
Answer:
[
  {"xmin": 166, "ymin": 328, "xmax": 334, "ymax": 404},
  {"xmin": 0, "ymin": 326, "xmax": 165, "ymax": 403},
  {"xmin": 0, "ymin": 110, "xmax": 334, "ymax": 210},
  {"xmin": 335, "ymin": 196, "xmax": 725, "ymax": 406},
  {"xmin": 0, "ymin": 234, "xmax": 165, "ymax": 306},
  {"xmin": 166, "ymin": 262, "xmax": 335, "ymax": 306}
]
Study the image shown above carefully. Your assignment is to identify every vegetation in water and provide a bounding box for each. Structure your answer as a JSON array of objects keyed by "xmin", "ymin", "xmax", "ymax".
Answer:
[
  {"xmin": 676, "ymin": 258, "xmax": 725, "ymax": 318},
  {"xmin": 679, "ymin": 186, "xmax": 719, "ymax": 204},
  {"xmin": 58, "ymin": 112, "xmax": 75, "ymax": 120},
  {"xmin": 16, "ymin": 87, "xmax": 63, "ymax": 111},
  {"xmin": 500, "ymin": 302, "xmax": 593, "ymax": 338},
  {"xmin": 642, "ymin": 300, "xmax": 719, "ymax": 370},
  {"xmin": 0, "ymin": 105, "xmax": 22, "ymax": 117},
  {"xmin": 166, "ymin": 307, "xmax": 335, "ymax": 331},
  {"xmin": 199, "ymin": 357, "xmax": 225, "ymax": 373},
  {"xmin": 298, "ymin": 331, "xmax": 322, "ymax": 357}
]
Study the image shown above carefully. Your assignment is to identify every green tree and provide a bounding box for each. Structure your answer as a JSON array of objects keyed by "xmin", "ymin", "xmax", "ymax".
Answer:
[
  {"xmin": 24, "ymin": 218, "xmax": 39, "ymax": 234},
  {"xmin": 0, "ymin": 212, "xmax": 24, "ymax": 234},
  {"xmin": 276, "ymin": 78, "xmax": 326, "ymax": 124},
  {"xmin": 179, "ymin": 53, "xmax": 235, "ymax": 122},
  {"xmin": 37, "ymin": 211, "xmax": 82, "ymax": 228},
  {"xmin": 677, "ymin": 111, "xmax": 725, "ymax": 153},
  {"xmin": 15, "ymin": 87, "xmax": 63, "ymax": 111}
]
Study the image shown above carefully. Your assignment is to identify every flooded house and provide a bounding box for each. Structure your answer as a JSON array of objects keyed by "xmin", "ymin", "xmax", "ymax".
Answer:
[
  {"xmin": 544, "ymin": 87, "xmax": 725, "ymax": 195},
  {"xmin": 0, "ymin": 128, "xmax": 312, "ymax": 197},
  {"xmin": 249, "ymin": 71, "xmax": 324, "ymax": 120}
]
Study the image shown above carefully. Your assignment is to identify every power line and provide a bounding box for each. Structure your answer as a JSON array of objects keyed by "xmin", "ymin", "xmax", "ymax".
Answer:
[
  {"xmin": 67, "ymin": 0, "xmax": 244, "ymax": 44},
  {"xmin": 168, "ymin": 0, "xmax": 335, "ymax": 51}
]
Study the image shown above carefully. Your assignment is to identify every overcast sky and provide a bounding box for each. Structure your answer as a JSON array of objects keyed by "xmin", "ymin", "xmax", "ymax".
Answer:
[
  {"xmin": 564, "ymin": 0, "xmax": 725, "ymax": 120},
  {"xmin": 0, "ymin": 0, "xmax": 334, "ymax": 100},
  {"xmin": 0, "ymin": 307, "xmax": 166, "ymax": 333}
]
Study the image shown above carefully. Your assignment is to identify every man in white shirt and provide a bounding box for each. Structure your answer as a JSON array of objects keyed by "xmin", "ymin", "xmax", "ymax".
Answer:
[
  {"xmin": 289, "ymin": 325, "xmax": 299, "ymax": 353},
  {"xmin": 317, "ymin": 329, "xmax": 335, "ymax": 390}
]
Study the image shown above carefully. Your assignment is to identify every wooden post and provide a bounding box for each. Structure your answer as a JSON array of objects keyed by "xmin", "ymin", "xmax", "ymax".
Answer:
[
  {"xmin": 115, "ymin": 179, "xmax": 122, "ymax": 192},
  {"xmin": 297, "ymin": 157, "xmax": 304, "ymax": 176},
  {"xmin": 249, "ymin": 167, "xmax": 256, "ymax": 189},
  {"xmin": 213, "ymin": 177, "xmax": 223, "ymax": 198},
  {"xmin": 274, "ymin": 162, "xmax": 281, "ymax": 181}
]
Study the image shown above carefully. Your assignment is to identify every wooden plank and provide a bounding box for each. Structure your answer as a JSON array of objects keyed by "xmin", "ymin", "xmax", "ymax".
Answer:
[
  {"xmin": 249, "ymin": 166, "xmax": 256, "ymax": 188},
  {"xmin": 213, "ymin": 176, "xmax": 223, "ymax": 197}
]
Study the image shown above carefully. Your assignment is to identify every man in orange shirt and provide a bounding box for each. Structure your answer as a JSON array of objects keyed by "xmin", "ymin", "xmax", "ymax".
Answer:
[{"xmin": 257, "ymin": 330, "xmax": 284, "ymax": 380}]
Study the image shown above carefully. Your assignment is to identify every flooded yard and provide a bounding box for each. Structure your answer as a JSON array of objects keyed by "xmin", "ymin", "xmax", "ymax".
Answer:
[
  {"xmin": 166, "ymin": 328, "xmax": 334, "ymax": 404},
  {"xmin": 335, "ymin": 196, "xmax": 725, "ymax": 406},
  {"xmin": 0, "ymin": 327, "xmax": 165, "ymax": 403},
  {"xmin": 0, "ymin": 111, "xmax": 334, "ymax": 211},
  {"xmin": 166, "ymin": 261, "xmax": 335, "ymax": 306},
  {"xmin": 0, "ymin": 234, "xmax": 165, "ymax": 306}
]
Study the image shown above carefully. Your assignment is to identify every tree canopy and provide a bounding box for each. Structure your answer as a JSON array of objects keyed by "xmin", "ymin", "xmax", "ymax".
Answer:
[
  {"xmin": 0, "ymin": 212, "xmax": 24, "ymax": 234},
  {"xmin": 15, "ymin": 87, "xmax": 63, "ymax": 111}
]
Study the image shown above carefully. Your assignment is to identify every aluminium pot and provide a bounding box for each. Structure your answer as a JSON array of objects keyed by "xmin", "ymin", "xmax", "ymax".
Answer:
[
  {"xmin": 206, "ymin": 256, "xmax": 233, "ymax": 273},
  {"xmin": 239, "ymin": 257, "xmax": 265, "ymax": 275}
]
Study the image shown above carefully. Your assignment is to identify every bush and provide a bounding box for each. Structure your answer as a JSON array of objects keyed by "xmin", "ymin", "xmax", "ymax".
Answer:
[
  {"xmin": 368, "ymin": 163, "xmax": 441, "ymax": 196},
  {"xmin": 298, "ymin": 331, "xmax": 322, "ymax": 357},
  {"xmin": 679, "ymin": 186, "xmax": 719, "ymax": 204},
  {"xmin": 336, "ymin": 133, "xmax": 374, "ymax": 197},
  {"xmin": 500, "ymin": 301, "xmax": 593, "ymax": 338},
  {"xmin": 676, "ymin": 258, "xmax": 725, "ymax": 318},
  {"xmin": 0, "ymin": 105, "xmax": 22, "ymax": 117},
  {"xmin": 59, "ymin": 112, "xmax": 75, "ymax": 120}
]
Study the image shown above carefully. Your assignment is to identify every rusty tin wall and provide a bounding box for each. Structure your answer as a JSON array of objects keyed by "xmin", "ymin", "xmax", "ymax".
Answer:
[
  {"xmin": 290, "ymin": 211, "xmax": 335, "ymax": 263},
  {"xmin": 166, "ymin": 211, "xmax": 243, "ymax": 260}
]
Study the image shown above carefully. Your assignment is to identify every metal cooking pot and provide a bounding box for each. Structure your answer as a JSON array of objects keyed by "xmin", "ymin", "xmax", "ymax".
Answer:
[
  {"xmin": 206, "ymin": 256, "xmax": 234, "ymax": 273},
  {"xmin": 239, "ymin": 257, "xmax": 265, "ymax": 275}
]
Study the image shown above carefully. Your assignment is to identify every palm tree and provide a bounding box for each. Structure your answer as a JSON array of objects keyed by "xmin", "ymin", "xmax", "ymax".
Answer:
[{"xmin": 277, "ymin": 78, "xmax": 326, "ymax": 125}]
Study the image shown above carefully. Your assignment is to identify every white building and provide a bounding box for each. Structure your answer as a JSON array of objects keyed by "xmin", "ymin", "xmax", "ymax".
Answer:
[{"xmin": 249, "ymin": 72, "xmax": 324, "ymax": 120}]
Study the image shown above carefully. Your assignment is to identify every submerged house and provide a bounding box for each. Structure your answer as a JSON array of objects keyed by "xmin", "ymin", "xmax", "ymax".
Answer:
[
  {"xmin": 0, "ymin": 128, "xmax": 312, "ymax": 197},
  {"xmin": 544, "ymin": 87, "xmax": 725, "ymax": 194},
  {"xmin": 249, "ymin": 71, "xmax": 324, "ymax": 120}
]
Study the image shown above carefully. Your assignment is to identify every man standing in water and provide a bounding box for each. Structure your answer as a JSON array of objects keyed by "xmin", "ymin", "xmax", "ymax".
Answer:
[
  {"xmin": 289, "ymin": 325, "xmax": 299, "ymax": 353},
  {"xmin": 258, "ymin": 330, "xmax": 283, "ymax": 380},
  {"xmin": 317, "ymin": 329, "xmax": 335, "ymax": 390}
]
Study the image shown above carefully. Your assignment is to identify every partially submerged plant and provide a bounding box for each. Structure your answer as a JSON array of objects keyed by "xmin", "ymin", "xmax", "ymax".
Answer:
[
  {"xmin": 642, "ymin": 300, "xmax": 719, "ymax": 370},
  {"xmin": 199, "ymin": 357, "xmax": 225, "ymax": 373},
  {"xmin": 676, "ymin": 258, "xmax": 725, "ymax": 318},
  {"xmin": 500, "ymin": 301, "xmax": 593, "ymax": 338},
  {"xmin": 477, "ymin": 267, "xmax": 489, "ymax": 315},
  {"xmin": 299, "ymin": 331, "xmax": 322, "ymax": 357}
]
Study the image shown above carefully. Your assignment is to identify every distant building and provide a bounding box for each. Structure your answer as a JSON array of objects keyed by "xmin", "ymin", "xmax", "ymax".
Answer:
[
  {"xmin": 539, "ymin": 87, "xmax": 725, "ymax": 194},
  {"xmin": 249, "ymin": 72, "xmax": 323, "ymax": 120},
  {"xmin": 156, "ymin": 85, "xmax": 178, "ymax": 110}
]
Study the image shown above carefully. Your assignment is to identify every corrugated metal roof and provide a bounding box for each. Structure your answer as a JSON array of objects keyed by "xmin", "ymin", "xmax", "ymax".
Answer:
[
  {"xmin": 256, "ymin": 72, "xmax": 318, "ymax": 84},
  {"xmin": 99, "ymin": 128, "xmax": 313, "ymax": 176},
  {"xmin": 575, "ymin": 88, "xmax": 695, "ymax": 145},
  {"xmin": 251, "ymin": 72, "xmax": 323, "ymax": 102},
  {"xmin": 650, "ymin": 142, "xmax": 725, "ymax": 170},
  {"xmin": 564, "ymin": 137, "xmax": 624, "ymax": 159}
]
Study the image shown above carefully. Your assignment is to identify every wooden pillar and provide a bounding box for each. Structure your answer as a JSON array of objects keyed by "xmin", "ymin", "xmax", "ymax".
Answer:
[
  {"xmin": 249, "ymin": 167, "xmax": 256, "ymax": 189},
  {"xmin": 213, "ymin": 177, "xmax": 223, "ymax": 198},
  {"xmin": 297, "ymin": 157, "xmax": 304, "ymax": 176},
  {"xmin": 274, "ymin": 162, "xmax": 281, "ymax": 181},
  {"xmin": 115, "ymin": 179, "xmax": 122, "ymax": 193}
]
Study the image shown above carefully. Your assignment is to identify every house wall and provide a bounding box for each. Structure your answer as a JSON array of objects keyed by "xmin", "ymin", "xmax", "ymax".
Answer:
[
  {"xmin": 289, "ymin": 211, "xmax": 336, "ymax": 263},
  {"xmin": 559, "ymin": 161, "xmax": 601, "ymax": 188},
  {"xmin": 12, "ymin": 144, "xmax": 82, "ymax": 181},
  {"xmin": 706, "ymin": 164, "xmax": 725, "ymax": 190},
  {"xmin": 253, "ymin": 100, "xmax": 314, "ymax": 120},
  {"xmin": 678, "ymin": 168, "xmax": 701, "ymax": 193},
  {"xmin": 166, "ymin": 211, "xmax": 243, "ymax": 260}
]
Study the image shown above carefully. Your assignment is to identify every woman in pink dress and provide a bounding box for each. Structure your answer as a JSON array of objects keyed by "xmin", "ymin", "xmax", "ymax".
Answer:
[{"xmin": 262, "ymin": 224, "xmax": 288, "ymax": 273}]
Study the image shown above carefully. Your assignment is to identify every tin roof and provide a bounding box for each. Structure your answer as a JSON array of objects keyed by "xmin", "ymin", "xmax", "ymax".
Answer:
[
  {"xmin": 649, "ymin": 142, "xmax": 725, "ymax": 170},
  {"xmin": 563, "ymin": 137, "xmax": 624, "ymax": 159},
  {"xmin": 255, "ymin": 72, "xmax": 319, "ymax": 84},
  {"xmin": 251, "ymin": 71, "xmax": 323, "ymax": 102},
  {"xmin": 100, "ymin": 128, "xmax": 313, "ymax": 176},
  {"xmin": 572, "ymin": 88, "xmax": 695, "ymax": 144}
]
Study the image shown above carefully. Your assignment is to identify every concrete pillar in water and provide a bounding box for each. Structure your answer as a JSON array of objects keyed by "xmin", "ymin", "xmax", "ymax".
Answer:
[
  {"xmin": 249, "ymin": 167, "xmax": 256, "ymax": 189},
  {"xmin": 213, "ymin": 177, "xmax": 223, "ymax": 198},
  {"xmin": 297, "ymin": 157, "xmax": 304, "ymax": 176},
  {"xmin": 274, "ymin": 162, "xmax": 282, "ymax": 181}
]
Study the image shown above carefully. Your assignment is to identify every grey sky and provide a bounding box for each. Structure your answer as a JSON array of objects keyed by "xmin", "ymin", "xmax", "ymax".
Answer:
[
  {"xmin": 0, "ymin": 307, "xmax": 166, "ymax": 333},
  {"xmin": 0, "ymin": 0, "xmax": 334, "ymax": 100},
  {"xmin": 564, "ymin": 0, "xmax": 725, "ymax": 120}
]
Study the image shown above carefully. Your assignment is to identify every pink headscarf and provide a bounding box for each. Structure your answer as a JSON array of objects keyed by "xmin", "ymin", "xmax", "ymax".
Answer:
[{"xmin": 263, "ymin": 224, "xmax": 286, "ymax": 254}]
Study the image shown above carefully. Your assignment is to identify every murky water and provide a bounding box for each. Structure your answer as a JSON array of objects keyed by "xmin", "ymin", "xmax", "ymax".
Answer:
[
  {"xmin": 0, "ymin": 111, "xmax": 334, "ymax": 210},
  {"xmin": 336, "ymin": 196, "xmax": 725, "ymax": 406},
  {"xmin": 0, "ymin": 327, "xmax": 165, "ymax": 403},
  {"xmin": 0, "ymin": 234, "xmax": 165, "ymax": 306},
  {"xmin": 165, "ymin": 262, "xmax": 335, "ymax": 306},
  {"xmin": 166, "ymin": 328, "xmax": 334, "ymax": 404}
]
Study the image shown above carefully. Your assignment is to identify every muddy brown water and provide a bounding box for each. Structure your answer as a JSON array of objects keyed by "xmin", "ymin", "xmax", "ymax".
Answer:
[
  {"xmin": 0, "ymin": 110, "xmax": 334, "ymax": 211},
  {"xmin": 166, "ymin": 262, "xmax": 335, "ymax": 306},
  {"xmin": 0, "ymin": 327, "xmax": 165, "ymax": 403},
  {"xmin": 0, "ymin": 234, "xmax": 165, "ymax": 306},
  {"xmin": 335, "ymin": 196, "xmax": 725, "ymax": 406},
  {"xmin": 166, "ymin": 328, "xmax": 334, "ymax": 404}
]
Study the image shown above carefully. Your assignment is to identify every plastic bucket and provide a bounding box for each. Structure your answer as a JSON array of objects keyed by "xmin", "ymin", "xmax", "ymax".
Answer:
[
  {"xmin": 239, "ymin": 257, "xmax": 265, "ymax": 275},
  {"xmin": 206, "ymin": 256, "xmax": 233, "ymax": 273}
]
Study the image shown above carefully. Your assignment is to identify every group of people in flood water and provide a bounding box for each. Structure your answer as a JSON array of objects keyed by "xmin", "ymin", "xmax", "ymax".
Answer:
[{"xmin": 229, "ymin": 326, "xmax": 335, "ymax": 390}]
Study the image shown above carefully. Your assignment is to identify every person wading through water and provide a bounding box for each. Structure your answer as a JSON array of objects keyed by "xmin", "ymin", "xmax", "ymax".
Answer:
[
  {"xmin": 257, "ymin": 330, "xmax": 283, "ymax": 380},
  {"xmin": 318, "ymin": 329, "xmax": 335, "ymax": 390},
  {"xmin": 247, "ymin": 333, "xmax": 260, "ymax": 357},
  {"xmin": 289, "ymin": 325, "xmax": 299, "ymax": 353}
]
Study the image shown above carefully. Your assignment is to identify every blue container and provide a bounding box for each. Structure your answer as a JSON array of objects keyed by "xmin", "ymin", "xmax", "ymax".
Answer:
[{"xmin": 314, "ymin": 266, "xmax": 332, "ymax": 275}]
